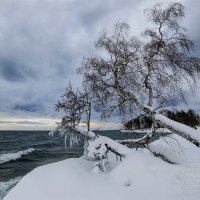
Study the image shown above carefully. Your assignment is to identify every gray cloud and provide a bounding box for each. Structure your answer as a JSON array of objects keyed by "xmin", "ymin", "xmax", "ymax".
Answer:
[
  {"xmin": 0, "ymin": 120, "xmax": 47, "ymax": 125},
  {"xmin": 0, "ymin": 0, "xmax": 200, "ymax": 127},
  {"xmin": 0, "ymin": 59, "xmax": 36, "ymax": 82},
  {"xmin": 13, "ymin": 103, "xmax": 43, "ymax": 113}
]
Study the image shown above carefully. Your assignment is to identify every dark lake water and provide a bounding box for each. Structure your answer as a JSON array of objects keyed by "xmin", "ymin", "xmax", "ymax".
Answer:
[
  {"xmin": 0, "ymin": 129, "xmax": 164, "ymax": 199},
  {"xmin": 0, "ymin": 130, "xmax": 141, "ymax": 199}
]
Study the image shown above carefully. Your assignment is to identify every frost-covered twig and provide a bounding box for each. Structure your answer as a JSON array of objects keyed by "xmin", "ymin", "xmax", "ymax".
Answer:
[
  {"xmin": 117, "ymin": 123, "xmax": 156, "ymax": 147},
  {"xmin": 117, "ymin": 131, "xmax": 152, "ymax": 146}
]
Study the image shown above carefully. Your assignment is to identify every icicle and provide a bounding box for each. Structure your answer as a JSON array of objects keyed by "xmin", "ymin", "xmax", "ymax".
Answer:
[{"xmin": 64, "ymin": 134, "xmax": 67, "ymax": 148}]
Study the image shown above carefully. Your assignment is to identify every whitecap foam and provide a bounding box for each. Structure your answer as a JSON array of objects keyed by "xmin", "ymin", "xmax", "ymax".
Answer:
[
  {"xmin": 0, "ymin": 176, "xmax": 22, "ymax": 200},
  {"xmin": 0, "ymin": 148, "xmax": 35, "ymax": 164}
]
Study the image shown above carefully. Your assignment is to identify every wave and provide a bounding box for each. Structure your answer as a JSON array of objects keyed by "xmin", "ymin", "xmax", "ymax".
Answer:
[
  {"xmin": 0, "ymin": 148, "xmax": 35, "ymax": 164},
  {"xmin": 31, "ymin": 141, "xmax": 57, "ymax": 148},
  {"xmin": 0, "ymin": 176, "xmax": 22, "ymax": 199}
]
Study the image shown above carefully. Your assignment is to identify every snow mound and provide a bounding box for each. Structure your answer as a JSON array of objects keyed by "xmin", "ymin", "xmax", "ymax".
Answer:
[
  {"xmin": 4, "ymin": 149, "xmax": 200, "ymax": 200},
  {"xmin": 149, "ymin": 134, "xmax": 200, "ymax": 164},
  {"xmin": 0, "ymin": 149, "xmax": 35, "ymax": 164}
]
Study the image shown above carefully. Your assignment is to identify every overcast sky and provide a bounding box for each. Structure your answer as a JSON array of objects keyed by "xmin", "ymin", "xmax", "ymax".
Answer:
[{"xmin": 0, "ymin": 0, "xmax": 200, "ymax": 130}]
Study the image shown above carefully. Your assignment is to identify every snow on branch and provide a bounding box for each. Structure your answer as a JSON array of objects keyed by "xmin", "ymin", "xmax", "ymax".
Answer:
[
  {"xmin": 49, "ymin": 126, "xmax": 97, "ymax": 147},
  {"xmin": 117, "ymin": 130, "xmax": 153, "ymax": 146},
  {"xmin": 87, "ymin": 134, "xmax": 131, "ymax": 173},
  {"xmin": 49, "ymin": 125, "xmax": 81, "ymax": 147},
  {"xmin": 87, "ymin": 135, "xmax": 131, "ymax": 158}
]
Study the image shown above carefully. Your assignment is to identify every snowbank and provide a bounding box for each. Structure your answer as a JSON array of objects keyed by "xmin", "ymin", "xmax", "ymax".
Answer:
[
  {"xmin": 149, "ymin": 134, "xmax": 200, "ymax": 164},
  {"xmin": 4, "ymin": 148, "xmax": 200, "ymax": 200}
]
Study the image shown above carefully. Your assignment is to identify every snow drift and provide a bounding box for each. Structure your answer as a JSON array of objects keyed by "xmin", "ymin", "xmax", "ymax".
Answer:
[
  {"xmin": 149, "ymin": 134, "xmax": 200, "ymax": 164},
  {"xmin": 4, "ymin": 135, "xmax": 200, "ymax": 200}
]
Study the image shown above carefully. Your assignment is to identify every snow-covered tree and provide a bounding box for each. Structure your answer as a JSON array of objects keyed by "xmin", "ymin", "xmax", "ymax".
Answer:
[
  {"xmin": 79, "ymin": 2, "xmax": 200, "ymax": 147},
  {"xmin": 50, "ymin": 83, "xmax": 92, "ymax": 148},
  {"xmin": 51, "ymin": 2, "xmax": 200, "ymax": 172}
]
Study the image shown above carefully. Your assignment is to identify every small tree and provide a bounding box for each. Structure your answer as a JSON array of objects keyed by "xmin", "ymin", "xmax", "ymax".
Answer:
[
  {"xmin": 50, "ymin": 83, "xmax": 92, "ymax": 149},
  {"xmin": 50, "ymin": 83, "xmax": 126, "ymax": 171}
]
